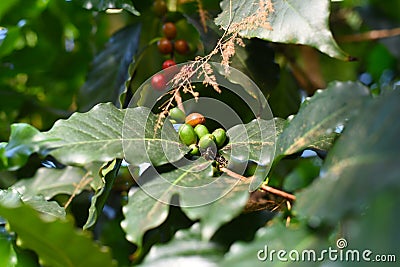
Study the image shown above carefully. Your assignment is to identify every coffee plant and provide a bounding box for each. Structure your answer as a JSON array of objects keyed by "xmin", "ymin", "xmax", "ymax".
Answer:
[{"xmin": 0, "ymin": 0, "xmax": 399, "ymax": 266}]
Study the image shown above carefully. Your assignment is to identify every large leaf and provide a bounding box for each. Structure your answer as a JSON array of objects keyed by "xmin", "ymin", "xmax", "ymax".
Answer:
[
  {"xmin": 215, "ymin": 0, "xmax": 350, "ymax": 60},
  {"xmin": 277, "ymin": 81, "xmax": 371, "ymax": 158},
  {"xmin": 221, "ymin": 118, "xmax": 277, "ymax": 190},
  {"xmin": 342, "ymin": 191, "xmax": 400, "ymax": 266},
  {"xmin": 181, "ymin": 182, "xmax": 249, "ymax": 240},
  {"xmin": 138, "ymin": 224, "xmax": 224, "ymax": 267},
  {"xmin": 0, "ymin": 200, "xmax": 116, "ymax": 267},
  {"xmin": 75, "ymin": 0, "xmax": 140, "ymax": 15},
  {"xmin": 43, "ymin": 103, "xmax": 125, "ymax": 165},
  {"xmin": 0, "ymin": 189, "xmax": 65, "ymax": 220},
  {"xmin": 296, "ymin": 89, "xmax": 400, "ymax": 224},
  {"xmin": 78, "ymin": 24, "xmax": 141, "ymax": 111},
  {"xmin": 83, "ymin": 160, "xmax": 119, "ymax": 230},
  {"xmin": 122, "ymin": 158, "xmax": 247, "ymax": 247},
  {"xmin": 0, "ymin": 218, "xmax": 40, "ymax": 267},
  {"xmin": 11, "ymin": 167, "xmax": 88, "ymax": 200},
  {"xmin": 2, "ymin": 124, "xmax": 48, "ymax": 171},
  {"xmin": 122, "ymin": 107, "xmax": 186, "ymax": 166},
  {"xmin": 221, "ymin": 221, "xmax": 329, "ymax": 267}
]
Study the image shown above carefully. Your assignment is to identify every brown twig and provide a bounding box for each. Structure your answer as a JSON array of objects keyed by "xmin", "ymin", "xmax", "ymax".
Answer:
[
  {"xmin": 64, "ymin": 172, "xmax": 93, "ymax": 209},
  {"xmin": 220, "ymin": 167, "xmax": 296, "ymax": 201},
  {"xmin": 337, "ymin": 27, "xmax": 400, "ymax": 43},
  {"xmin": 260, "ymin": 184, "xmax": 296, "ymax": 201}
]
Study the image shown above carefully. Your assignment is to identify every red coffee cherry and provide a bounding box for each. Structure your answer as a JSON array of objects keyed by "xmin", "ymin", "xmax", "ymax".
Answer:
[
  {"xmin": 151, "ymin": 73, "xmax": 167, "ymax": 91},
  {"xmin": 162, "ymin": 59, "xmax": 176, "ymax": 70},
  {"xmin": 174, "ymin": 39, "xmax": 189, "ymax": 55},
  {"xmin": 157, "ymin": 38, "xmax": 173, "ymax": 54},
  {"xmin": 162, "ymin": 22, "xmax": 177, "ymax": 40}
]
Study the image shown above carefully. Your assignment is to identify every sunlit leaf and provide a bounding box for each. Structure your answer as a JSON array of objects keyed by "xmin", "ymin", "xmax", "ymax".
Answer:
[
  {"xmin": 215, "ymin": 0, "xmax": 350, "ymax": 60},
  {"xmin": 3, "ymin": 124, "xmax": 48, "ymax": 171},
  {"xmin": 122, "ymin": 158, "xmax": 247, "ymax": 247},
  {"xmin": 43, "ymin": 103, "xmax": 125, "ymax": 166},
  {"xmin": 11, "ymin": 167, "xmax": 88, "ymax": 200},
  {"xmin": 277, "ymin": 81, "xmax": 371, "ymax": 158}
]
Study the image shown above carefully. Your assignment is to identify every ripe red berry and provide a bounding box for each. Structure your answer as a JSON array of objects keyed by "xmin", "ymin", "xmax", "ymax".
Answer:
[
  {"xmin": 162, "ymin": 59, "xmax": 176, "ymax": 69},
  {"xmin": 157, "ymin": 38, "xmax": 173, "ymax": 55},
  {"xmin": 174, "ymin": 39, "xmax": 189, "ymax": 55},
  {"xmin": 162, "ymin": 22, "xmax": 177, "ymax": 40},
  {"xmin": 151, "ymin": 73, "xmax": 167, "ymax": 91}
]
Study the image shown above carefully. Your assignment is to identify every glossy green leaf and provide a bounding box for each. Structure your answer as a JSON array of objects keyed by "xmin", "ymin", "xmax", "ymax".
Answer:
[
  {"xmin": 0, "ymin": 202, "xmax": 116, "ymax": 267},
  {"xmin": 277, "ymin": 81, "xmax": 371, "ymax": 158},
  {"xmin": 11, "ymin": 167, "xmax": 87, "ymax": 200},
  {"xmin": 76, "ymin": 0, "xmax": 140, "ymax": 15},
  {"xmin": 122, "ymin": 158, "xmax": 247, "ymax": 247},
  {"xmin": 215, "ymin": 0, "xmax": 350, "ymax": 60},
  {"xmin": 3, "ymin": 124, "xmax": 48, "ymax": 171},
  {"xmin": 43, "ymin": 103, "xmax": 125, "ymax": 166},
  {"xmin": 296, "ymin": 89, "xmax": 400, "ymax": 224},
  {"xmin": 123, "ymin": 107, "xmax": 186, "ymax": 166},
  {"xmin": 221, "ymin": 118, "xmax": 276, "ymax": 166},
  {"xmin": 220, "ymin": 118, "xmax": 277, "ymax": 190},
  {"xmin": 121, "ymin": 159, "xmax": 213, "ymax": 247},
  {"xmin": 0, "ymin": 189, "xmax": 65, "ymax": 219},
  {"xmin": 138, "ymin": 223, "xmax": 223, "ymax": 267},
  {"xmin": 221, "ymin": 221, "xmax": 329, "ymax": 267},
  {"xmin": 83, "ymin": 160, "xmax": 119, "ymax": 230},
  {"xmin": 22, "ymin": 196, "xmax": 66, "ymax": 219},
  {"xmin": 182, "ymin": 182, "xmax": 249, "ymax": 240},
  {"xmin": 78, "ymin": 24, "xmax": 141, "ymax": 111}
]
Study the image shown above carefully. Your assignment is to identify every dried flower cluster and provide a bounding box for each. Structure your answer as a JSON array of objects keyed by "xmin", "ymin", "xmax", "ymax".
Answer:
[{"xmin": 155, "ymin": 0, "xmax": 274, "ymax": 130}]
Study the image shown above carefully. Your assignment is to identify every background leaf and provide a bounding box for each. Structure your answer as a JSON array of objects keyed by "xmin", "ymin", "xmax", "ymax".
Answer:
[
  {"xmin": 3, "ymin": 124, "xmax": 47, "ymax": 171},
  {"xmin": 138, "ymin": 223, "xmax": 223, "ymax": 267},
  {"xmin": 277, "ymin": 81, "xmax": 371, "ymax": 158},
  {"xmin": 78, "ymin": 24, "xmax": 141, "ymax": 111},
  {"xmin": 221, "ymin": 221, "xmax": 329, "ymax": 267},
  {"xmin": 296, "ymin": 89, "xmax": 400, "ymax": 224},
  {"xmin": 0, "ymin": 202, "xmax": 116, "ymax": 267},
  {"xmin": 215, "ymin": 0, "xmax": 350, "ymax": 60},
  {"xmin": 11, "ymin": 167, "xmax": 87, "ymax": 200},
  {"xmin": 43, "ymin": 103, "xmax": 125, "ymax": 166}
]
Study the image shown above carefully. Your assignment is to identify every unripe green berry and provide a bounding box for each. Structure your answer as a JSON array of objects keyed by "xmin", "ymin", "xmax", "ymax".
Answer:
[
  {"xmin": 178, "ymin": 124, "xmax": 197, "ymax": 146},
  {"xmin": 169, "ymin": 107, "xmax": 185, "ymax": 123},
  {"xmin": 188, "ymin": 143, "xmax": 200, "ymax": 156},
  {"xmin": 212, "ymin": 128, "xmax": 227, "ymax": 148},
  {"xmin": 198, "ymin": 134, "xmax": 216, "ymax": 150},
  {"xmin": 194, "ymin": 124, "xmax": 209, "ymax": 139}
]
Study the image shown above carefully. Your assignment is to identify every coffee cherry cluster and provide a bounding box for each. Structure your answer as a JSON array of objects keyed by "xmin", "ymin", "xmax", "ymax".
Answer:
[
  {"xmin": 157, "ymin": 22, "xmax": 189, "ymax": 57},
  {"xmin": 169, "ymin": 107, "xmax": 227, "ymax": 162},
  {"xmin": 151, "ymin": 1, "xmax": 190, "ymax": 91}
]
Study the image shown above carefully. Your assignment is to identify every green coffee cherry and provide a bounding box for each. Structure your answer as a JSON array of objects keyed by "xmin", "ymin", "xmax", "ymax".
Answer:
[
  {"xmin": 198, "ymin": 134, "xmax": 216, "ymax": 150},
  {"xmin": 212, "ymin": 128, "xmax": 227, "ymax": 148},
  {"xmin": 169, "ymin": 107, "xmax": 186, "ymax": 123},
  {"xmin": 194, "ymin": 124, "xmax": 209, "ymax": 139},
  {"xmin": 188, "ymin": 143, "xmax": 200, "ymax": 156},
  {"xmin": 179, "ymin": 124, "xmax": 197, "ymax": 146}
]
